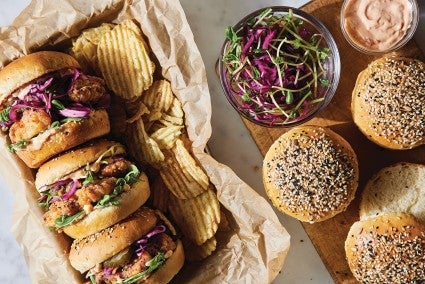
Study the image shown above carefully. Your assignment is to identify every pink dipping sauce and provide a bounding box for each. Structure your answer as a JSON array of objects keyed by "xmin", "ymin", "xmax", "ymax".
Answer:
[{"xmin": 343, "ymin": 0, "xmax": 413, "ymax": 52}]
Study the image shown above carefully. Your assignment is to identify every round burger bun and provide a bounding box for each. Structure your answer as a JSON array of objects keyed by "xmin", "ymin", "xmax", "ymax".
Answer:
[
  {"xmin": 17, "ymin": 109, "xmax": 110, "ymax": 169},
  {"xmin": 263, "ymin": 125, "xmax": 359, "ymax": 223},
  {"xmin": 0, "ymin": 51, "xmax": 81, "ymax": 105},
  {"xmin": 345, "ymin": 212, "xmax": 425, "ymax": 283},
  {"xmin": 360, "ymin": 162, "xmax": 425, "ymax": 223},
  {"xmin": 63, "ymin": 172, "xmax": 150, "ymax": 239},
  {"xmin": 351, "ymin": 56, "xmax": 425, "ymax": 150},
  {"xmin": 69, "ymin": 207, "xmax": 185, "ymax": 284},
  {"xmin": 69, "ymin": 207, "xmax": 159, "ymax": 273},
  {"xmin": 35, "ymin": 139, "xmax": 126, "ymax": 190}
]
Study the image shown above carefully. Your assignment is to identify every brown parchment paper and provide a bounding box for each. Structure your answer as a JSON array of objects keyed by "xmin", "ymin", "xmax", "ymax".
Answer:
[{"xmin": 0, "ymin": 0, "xmax": 290, "ymax": 283}]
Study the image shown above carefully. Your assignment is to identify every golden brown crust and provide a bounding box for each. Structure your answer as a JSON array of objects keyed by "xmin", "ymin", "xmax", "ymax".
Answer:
[
  {"xmin": 263, "ymin": 125, "xmax": 359, "ymax": 223},
  {"xmin": 63, "ymin": 172, "xmax": 151, "ymax": 239},
  {"xmin": 35, "ymin": 139, "xmax": 126, "ymax": 190},
  {"xmin": 345, "ymin": 212, "xmax": 425, "ymax": 283},
  {"xmin": 0, "ymin": 51, "xmax": 81, "ymax": 105},
  {"xmin": 352, "ymin": 56, "xmax": 425, "ymax": 150},
  {"xmin": 69, "ymin": 207, "xmax": 158, "ymax": 273},
  {"xmin": 16, "ymin": 109, "xmax": 110, "ymax": 169}
]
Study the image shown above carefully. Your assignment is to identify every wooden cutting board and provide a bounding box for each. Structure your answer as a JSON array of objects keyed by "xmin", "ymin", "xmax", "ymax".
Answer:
[{"xmin": 240, "ymin": 0, "xmax": 425, "ymax": 283}]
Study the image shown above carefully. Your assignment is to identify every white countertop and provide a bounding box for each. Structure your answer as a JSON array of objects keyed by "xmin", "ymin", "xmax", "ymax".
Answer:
[{"xmin": 0, "ymin": 1, "xmax": 424, "ymax": 283}]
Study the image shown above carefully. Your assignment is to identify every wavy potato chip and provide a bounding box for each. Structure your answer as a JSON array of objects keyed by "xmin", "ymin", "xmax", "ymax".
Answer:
[
  {"xmin": 168, "ymin": 187, "xmax": 220, "ymax": 245},
  {"xmin": 151, "ymin": 176, "xmax": 170, "ymax": 213},
  {"xmin": 182, "ymin": 236, "xmax": 217, "ymax": 262},
  {"xmin": 126, "ymin": 119, "xmax": 164, "ymax": 167},
  {"xmin": 71, "ymin": 23, "xmax": 115, "ymax": 72},
  {"xmin": 159, "ymin": 155, "xmax": 205, "ymax": 199},
  {"xmin": 150, "ymin": 125, "xmax": 183, "ymax": 150},
  {"xmin": 142, "ymin": 80, "xmax": 174, "ymax": 114},
  {"xmin": 97, "ymin": 22, "xmax": 155, "ymax": 100},
  {"xmin": 173, "ymin": 139, "xmax": 209, "ymax": 190}
]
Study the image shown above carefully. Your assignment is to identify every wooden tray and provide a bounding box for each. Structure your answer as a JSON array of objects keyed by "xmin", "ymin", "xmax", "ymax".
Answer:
[{"xmin": 241, "ymin": 0, "xmax": 425, "ymax": 283}]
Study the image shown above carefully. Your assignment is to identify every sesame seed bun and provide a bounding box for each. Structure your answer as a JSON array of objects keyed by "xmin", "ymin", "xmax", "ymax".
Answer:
[
  {"xmin": 263, "ymin": 125, "xmax": 359, "ymax": 223},
  {"xmin": 63, "ymin": 172, "xmax": 150, "ymax": 239},
  {"xmin": 0, "ymin": 51, "xmax": 81, "ymax": 105},
  {"xmin": 16, "ymin": 109, "xmax": 110, "ymax": 169},
  {"xmin": 35, "ymin": 140, "xmax": 126, "ymax": 190},
  {"xmin": 345, "ymin": 212, "xmax": 425, "ymax": 283},
  {"xmin": 360, "ymin": 162, "xmax": 425, "ymax": 223},
  {"xmin": 35, "ymin": 140, "xmax": 150, "ymax": 239},
  {"xmin": 352, "ymin": 56, "xmax": 425, "ymax": 150},
  {"xmin": 69, "ymin": 207, "xmax": 185, "ymax": 284}
]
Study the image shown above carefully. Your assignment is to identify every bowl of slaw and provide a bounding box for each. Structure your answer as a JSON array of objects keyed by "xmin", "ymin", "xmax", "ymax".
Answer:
[{"xmin": 219, "ymin": 6, "xmax": 340, "ymax": 127}]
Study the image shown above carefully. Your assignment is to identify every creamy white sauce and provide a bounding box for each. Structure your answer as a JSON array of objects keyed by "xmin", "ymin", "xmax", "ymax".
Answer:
[{"xmin": 343, "ymin": 0, "xmax": 413, "ymax": 51}]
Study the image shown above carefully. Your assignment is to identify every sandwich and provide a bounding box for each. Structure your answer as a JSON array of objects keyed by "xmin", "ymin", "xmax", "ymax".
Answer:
[
  {"xmin": 69, "ymin": 207, "xmax": 185, "ymax": 284},
  {"xmin": 0, "ymin": 51, "xmax": 111, "ymax": 168},
  {"xmin": 36, "ymin": 140, "xmax": 150, "ymax": 239}
]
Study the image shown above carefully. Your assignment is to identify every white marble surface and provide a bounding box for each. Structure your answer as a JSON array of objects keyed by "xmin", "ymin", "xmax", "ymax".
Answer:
[{"xmin": 0, "ymin": 1, "xmax": 424, "ymax": 284}]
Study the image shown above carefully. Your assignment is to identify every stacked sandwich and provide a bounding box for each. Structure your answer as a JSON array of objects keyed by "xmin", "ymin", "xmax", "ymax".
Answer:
[{"xmin": 0, "ymin": 50, "xmax": 184, "ymax": 283}]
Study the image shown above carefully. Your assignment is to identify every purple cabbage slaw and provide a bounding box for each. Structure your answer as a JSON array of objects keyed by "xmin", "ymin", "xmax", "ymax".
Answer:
[
  {"xmin": 0, "ymin": 67, "xmax": 110, "ymax": 128},
  {"xmin": 37, "ymin": 178, "xmax": 78, "ymax": 207},
  {"xmin": 222, "ymin": 8, "xmax": 331, "ymax": 126},
  {"xmin": 135, "ymin": 225, "xmax": 167, "ymax": 257}
]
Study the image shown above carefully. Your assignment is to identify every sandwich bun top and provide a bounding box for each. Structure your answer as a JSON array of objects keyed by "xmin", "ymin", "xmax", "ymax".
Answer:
[
  {"xmin": 345, "ymin": 212, "xmax": 425, "ymax": 283},
  {"xmin": 352, "ymin": 56, "xmax": 425, "ymax": 150},
  {"xmin": 35, "ymin": 139, "xmax": 126, "ymax": 190},
  {"xmin": 263, "ymin": 125, "xmax": 359, "ymax": 223},
  {"xmin": 0, "ymin": 51, "xmax": 81, "ymax": 105},
  {"xmin": 69, "ymin": 207, "xmax": 185, "ymax": 281},
  {"xmin": 360, "ymin": 162, "xmax": 425, "ymax": 223}
]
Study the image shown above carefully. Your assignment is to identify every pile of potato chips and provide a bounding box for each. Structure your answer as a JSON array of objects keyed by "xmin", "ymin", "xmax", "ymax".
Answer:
[{"xmin": 71, "ymin": 20, "xmax": 222, "ymax": 261}]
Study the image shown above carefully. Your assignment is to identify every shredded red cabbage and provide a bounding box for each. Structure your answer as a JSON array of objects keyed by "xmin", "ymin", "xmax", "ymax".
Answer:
[
  {"xmin": 222, "ymin": 8, "xmax": 331, "ymax": 125},
  {"xmin": 61, "ymin": 179, "xmax": 79, "ymax": 200},
  {"xmin": 103, "ymin": 267, "xmax": 114, "ymax": 276},
  {"xmin": 59, "ymin": 103, "xmax": 91, "ymax": 118},
  {"xmin": 135, "ymin": 225, "xmax": 166, "ymax": 256}
]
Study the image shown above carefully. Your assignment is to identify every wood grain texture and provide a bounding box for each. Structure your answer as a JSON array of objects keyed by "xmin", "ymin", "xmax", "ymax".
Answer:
[{"xmin": 241, "ymin": 0, "xmax": 425, "ymax": 283}]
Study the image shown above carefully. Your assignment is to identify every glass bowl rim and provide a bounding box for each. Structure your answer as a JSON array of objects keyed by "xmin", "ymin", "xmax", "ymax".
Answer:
[{"xmin": 218, "ymin": 6, "xmax": 341, "ymax": 128}]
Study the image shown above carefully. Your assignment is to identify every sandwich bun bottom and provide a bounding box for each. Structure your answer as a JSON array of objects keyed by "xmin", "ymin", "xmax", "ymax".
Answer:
[{"xmin": 16, "ymin": 109, "xmax": 110, "ymax": 168}]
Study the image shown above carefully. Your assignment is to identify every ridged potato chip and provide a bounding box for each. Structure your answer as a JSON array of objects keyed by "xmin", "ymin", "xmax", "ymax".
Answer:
[
  {"xmin": 126, "ymin": 119, "xmax": 164, "ymax": 167},
  {"xmin": 159, "ymin": 153, "xmax": 205, "ymax": 199},
  {"xmin": 150, "ymin": 125, "xmax": 183, "ymax": 150},
  {"xmin": 182, "ymin": 236, "xmax": 217, "ymax": 262},
  {"xmin": 168, "ymin": 187, "xmax": 220, "ymax": 245},
  {"xmin": 142, "ymin": 80, "xmax": 174, "ymax": 115},
  {"xmin": 97, "ymin": 22, "xmax": 155, "ymax": 100},
  {"xmin": 71, "ymin": 23, "xmax": 115, "ymax": 73},
  {"xmin": 173, "ymin": 139, "xmax": 209, "ymax": 190},
  {"xmin": 151, "ymin": 176, "xmax": 169, "ymax": 213}
]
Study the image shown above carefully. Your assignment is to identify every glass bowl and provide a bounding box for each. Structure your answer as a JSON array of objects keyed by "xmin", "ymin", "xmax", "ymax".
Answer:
[
  {"xmin": 340, "ymin": 0, "xmax": 419, "ymax": 55},
  {"xmin": 219, "ymin": 6, "xmax": 340, "ymax": 128}
]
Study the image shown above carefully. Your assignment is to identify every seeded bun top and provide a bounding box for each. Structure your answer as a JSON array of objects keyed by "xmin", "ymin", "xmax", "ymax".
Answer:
[
  {"xmin": 263, "ymin": 125, "xmax": 359, "ymax": 223},
  {"xmin": 345, "ymin": 212, "xmax": 425, "ymax": 283},
  {"xmin": 35, "ymin": 140, "xmax": 126, "ymax": 190},
  {"xmin": 352, "ymin": 56, "xmax": 425, "ymax": 150},
  {"xmin": 0, "ymin": 51, "xmax": 81, "ymax": 105}
]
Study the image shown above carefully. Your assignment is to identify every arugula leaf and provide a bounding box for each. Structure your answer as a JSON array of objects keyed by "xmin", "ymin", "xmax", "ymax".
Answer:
[
  {"xmin": 54, "ymin": 211, "xmax": 85, "ymax": 229},
  {"xmin": 124, "ymin": 165, "xmax": 140, "ymax": 184},
  {"xmin": 37, "ymin": 193, "xmax": 53, "ymax": 210},
  {"xmin": 51, "ymin": 99, "xmax": 65, "ymax": 110},
  {"xmin": 7, "ymin": 140, "xmax": 27, "ymax": 153},
  {"xmin": 83, "ymin": 170, "xmax": 94, "ymax": 186},
  {"xmin": 61, "ymin": 117, "xmax": 83, "ymax": 124},
  {"xmin": 0, "ymin": 106, "xmax": 11, "ymax": 123},
  {"xmin": 122, "ymin": 253, "xmax": 166, "ymax": 284},
  {"xmin": 49, "ymin": 121, "xmax": 61, "ymax": 129},
  {"xmin": 96, "ymin": 185, "xmax": 123, "ymax": 207}
]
